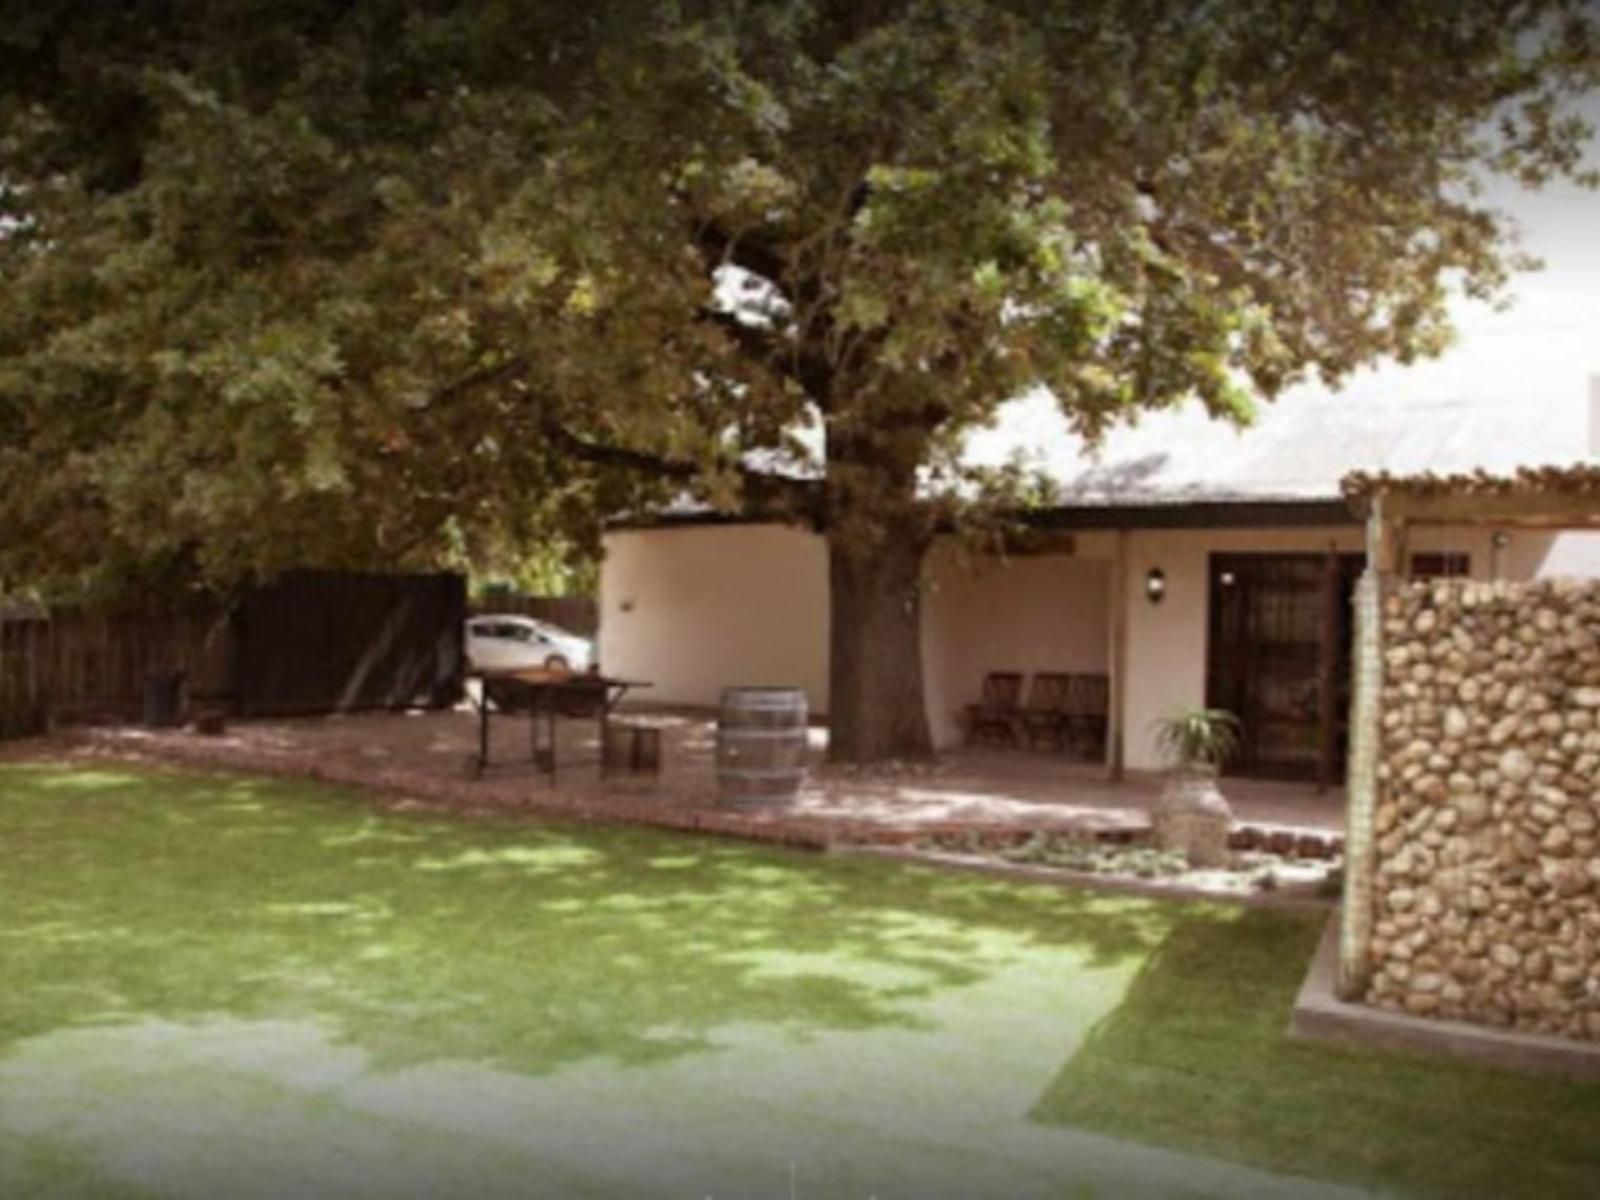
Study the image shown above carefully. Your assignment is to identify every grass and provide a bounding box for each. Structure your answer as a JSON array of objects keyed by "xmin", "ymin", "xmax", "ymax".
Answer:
[
  {"xmin": 1035, "ymin": 908, "xmax": 1600, "ymax": 1198},
  {"xmin": 1, "ymin": 761, "xmax": 1597, "ymax": 1198}
]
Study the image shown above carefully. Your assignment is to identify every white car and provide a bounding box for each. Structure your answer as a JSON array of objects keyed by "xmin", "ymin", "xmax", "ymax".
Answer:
[{"xmin": 465, "ymin": 614, "xmax": 595, "ymax": 673}]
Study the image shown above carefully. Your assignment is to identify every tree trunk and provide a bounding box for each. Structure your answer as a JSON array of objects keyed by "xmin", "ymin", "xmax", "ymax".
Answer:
[{"xmin": 826, "ymin": 526, "xmax": 936, "ymax": 764}]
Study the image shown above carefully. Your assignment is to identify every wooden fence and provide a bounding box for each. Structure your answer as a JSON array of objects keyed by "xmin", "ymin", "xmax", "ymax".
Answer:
[
  {"xmin": 0, "ymin": 619, "xmax": 51, "ymax": 740},
  {"xmin": 0, "ymin": 571, "xmax": 466, "ymax": 741},
  {"xmin": 47, "ymin": 606, "xmax": 232, "ymax": 724},
  {"xmin": 0, "ymin": 605, "xmax": 230, "ymax": 738},
  {"xmin": 233, "ymin": 571, "xmax": 465, "ymax": 716}
]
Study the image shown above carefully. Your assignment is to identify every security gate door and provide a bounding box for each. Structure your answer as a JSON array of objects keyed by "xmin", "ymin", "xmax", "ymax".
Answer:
[{"xmin": 1204, "ymin": 553, "xmax": 1363, "ymax": 783}]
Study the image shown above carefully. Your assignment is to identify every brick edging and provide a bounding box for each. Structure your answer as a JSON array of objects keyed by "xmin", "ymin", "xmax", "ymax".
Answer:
[{"xmin": 11, "ymin": 729, "xmax": 1345, "ymax": 869}]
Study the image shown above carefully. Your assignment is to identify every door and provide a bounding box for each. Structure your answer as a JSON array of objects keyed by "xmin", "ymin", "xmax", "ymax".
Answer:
[{"xmin": 1205, "ymin": 553, "xmax": 1363, "ymax": 782}]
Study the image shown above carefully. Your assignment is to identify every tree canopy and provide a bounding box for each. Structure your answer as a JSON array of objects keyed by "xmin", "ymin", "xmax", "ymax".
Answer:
[{"xmin": 3, "ymin": 0, "xmax": 1597, "ymax": 756}]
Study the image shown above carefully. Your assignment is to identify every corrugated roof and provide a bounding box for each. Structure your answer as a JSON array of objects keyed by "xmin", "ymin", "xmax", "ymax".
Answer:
[
  {"xmin": 609, "ymin": 386, "xmax": 1596, "ymax": 530},
  {"xmin": 1033, "ymin": 389, "xmax": 1594, "ymax": 503}
]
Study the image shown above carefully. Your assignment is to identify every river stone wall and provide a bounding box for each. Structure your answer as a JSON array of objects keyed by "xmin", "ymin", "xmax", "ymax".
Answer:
[{"xmin": 1367, "ymin": 577, "xmax": 1600, "ymax": 1041}]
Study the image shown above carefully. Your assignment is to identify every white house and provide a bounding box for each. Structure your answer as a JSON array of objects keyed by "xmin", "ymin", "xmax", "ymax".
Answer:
[{"xmin": 599, "ymin": 382, "xmax": 1600, "ymax": 782}]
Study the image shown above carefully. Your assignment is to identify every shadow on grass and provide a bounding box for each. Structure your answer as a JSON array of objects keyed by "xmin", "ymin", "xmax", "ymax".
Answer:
[
  {"xmin": 2, "ymin": 763, "xmax": 1170, "ymax": 1081},
  {"xmin": 1032, "ymin": 907, "xmax": 1600, "ymax": 1200}
]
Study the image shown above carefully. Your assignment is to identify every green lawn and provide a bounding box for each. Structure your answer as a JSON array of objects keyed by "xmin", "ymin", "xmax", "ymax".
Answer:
[{"xmin": 2, "ymin": 763, "xmax": 1597, "ymax": 1199}]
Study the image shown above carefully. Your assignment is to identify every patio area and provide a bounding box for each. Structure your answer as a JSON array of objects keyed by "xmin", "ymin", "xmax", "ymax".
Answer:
[{"xmin": 68, "ymin": 703, "xmax": 1345, "ymax": 849}]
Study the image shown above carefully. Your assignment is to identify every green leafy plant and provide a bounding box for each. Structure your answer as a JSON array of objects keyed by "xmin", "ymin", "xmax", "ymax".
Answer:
[{"xmin": 1152, "ymin": 708, "xmax": 1241, "ymax": 773}]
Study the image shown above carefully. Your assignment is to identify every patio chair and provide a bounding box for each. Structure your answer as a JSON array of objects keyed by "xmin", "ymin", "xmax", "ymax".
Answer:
[
  {"xmin": 1063, "ymin": 673, "xmax": 1110, "ymax": 759},
  {"xmin": 963, "ymin": 671, "xmax": 1024, "ymax": 745},
  {"xmin": 1018, "ymin": 672, "xmax": 1074, "ymax": 750}
]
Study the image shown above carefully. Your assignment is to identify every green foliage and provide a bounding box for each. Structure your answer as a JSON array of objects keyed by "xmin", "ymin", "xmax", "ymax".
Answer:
[
  {"xmin": 1000, "ymin": 834, "xmax": 1192, "ymax": 880},
  {"xmin": 1, "ymin": 0, "xmax": 1597, "ymax": 603},
  {"xmin": 470, "ymin": 533, "xmax": 599, "ymax": 600},
  {"xmin": 1152, "ymin": 707, "xmax": 1242, "ymax": 771}
]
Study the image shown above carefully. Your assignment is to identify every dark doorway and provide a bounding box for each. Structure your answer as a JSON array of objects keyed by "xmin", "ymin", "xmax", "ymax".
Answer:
[{"xmin": 1205, "ymin": 552, "xmax": 1364, "ymax": 783}]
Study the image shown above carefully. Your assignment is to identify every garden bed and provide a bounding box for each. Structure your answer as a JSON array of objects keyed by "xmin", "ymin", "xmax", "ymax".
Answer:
[{"xmin": 864, "ymin": 826, "xmax": 1344, "ymax": 906}]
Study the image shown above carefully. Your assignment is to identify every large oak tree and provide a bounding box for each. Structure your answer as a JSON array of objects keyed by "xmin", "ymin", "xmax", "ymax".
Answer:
[{"xmin": 3, "ymin": 1, "xmax": 1596, "ymax": 761}]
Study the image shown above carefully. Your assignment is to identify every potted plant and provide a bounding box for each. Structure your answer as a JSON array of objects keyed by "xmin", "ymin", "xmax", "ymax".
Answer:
[{"xmin": 1150, "ymin": 707, "xmax": 1241, "ymax": 867}]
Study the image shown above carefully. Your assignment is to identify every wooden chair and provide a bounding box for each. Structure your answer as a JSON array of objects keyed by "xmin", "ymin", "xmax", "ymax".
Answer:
[
  {"xmin": 1063, "ymin": 673, "xmax": 1110, "ymax": 759},
  {"xmin": 1019, "ymin": 672, "xmax": 1075, "ymax": 750},
  {"xmin": 964, "ymin": 671, "xmax": 1024, "ymax": 745}
]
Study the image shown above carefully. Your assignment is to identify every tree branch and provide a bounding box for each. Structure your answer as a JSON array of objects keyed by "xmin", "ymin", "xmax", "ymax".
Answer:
[
  {"xmin": 697, "ymin": 307, "xmax": 838, "ymax": 404},
  {"xmin": 533, "ymin": 401, "xmax": 826, "ymax": 526},
  {"xmin": 541, "ymin": 420, "xmax": 700, "ymax": 481},
  {"xmin": 691, "ymin": 219, "xmax": 791, "ymax": 289},
  {"xmin": 430, "ymin": 356, "xmax": 529, "ymax": 407},
  {"xmin": 697, "ymin": 307, "xmax": 783, "ymax": 364}
]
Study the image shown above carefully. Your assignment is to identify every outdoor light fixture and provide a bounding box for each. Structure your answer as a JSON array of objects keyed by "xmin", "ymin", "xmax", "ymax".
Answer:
[
  {"xmin": 1490, "ymin": 530, "xmax": 1511, "ymax": 581},
  {"xmin": 1145, "ymin": 567, "xmax": 1166, "ymax": 604}
]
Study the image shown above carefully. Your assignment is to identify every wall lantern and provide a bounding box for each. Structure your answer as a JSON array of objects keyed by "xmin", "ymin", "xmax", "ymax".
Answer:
[
  {"xmin": 1145, "ymin": 567, "xmax": 1167, "ymax": 605},
  {"xmin": 1489, "ymin": 530, "xmax": 1511, "ymax": 582}
]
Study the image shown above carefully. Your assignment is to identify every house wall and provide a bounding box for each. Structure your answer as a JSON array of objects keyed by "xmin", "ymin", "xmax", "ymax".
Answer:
[
  {"xmin": 1504, "ymin": 530, "xmax": 1600, "ymax": 579},
  {"xmin": 1116, "ymin": 526, "xmax": 1359, "ymax": 771},
  {"xmin": 1110, "ymin": 524, "xmax": 1600, "ymax": 771},
  {"xmin": 599, "ymin": 518, "xmax": 1600, "ymax": 770},
  {"xmin": 598, "ymin": 525, "xmax": 830, "ymax": 712},
  {"xmin": 921, "ymin": 538, "xmax": 1114, "ymax": 748}
]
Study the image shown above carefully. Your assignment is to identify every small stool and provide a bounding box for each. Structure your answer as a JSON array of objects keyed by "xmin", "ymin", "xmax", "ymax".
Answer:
[
  {"xmin": 602, "ymin": 723, "xmax": 662, "ymax": 778},
  {"xmin": 188, "ymin": 692, "xmax": 233, "ymax": 736}
]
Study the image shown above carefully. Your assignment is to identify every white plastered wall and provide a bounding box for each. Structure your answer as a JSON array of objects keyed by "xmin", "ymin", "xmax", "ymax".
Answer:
[
  {"xmin": 599, "ymin": 523, "xmax": 1116, "ymax": 740},
  {"xmin": 1117, "ymin": 525, "xmax": 1364, "ymax": 772},
  {"xmin": 921, "ymin": 535, "xmax": 1115, "ymax": 749},
  {"xmin": 1501, "ymin": 529, "xmax": 1600, "ymax": 578},
  {"xmin": 598, "ymin": 524, "xmax": 829, "ymax": 712},
  {"xmin": 599, "ymin": 517, "xmax": 1600, "ymax": 769},
  {"xmin": 1115, "ymin": 523, "xmax": 1600, "ymax": 771}
]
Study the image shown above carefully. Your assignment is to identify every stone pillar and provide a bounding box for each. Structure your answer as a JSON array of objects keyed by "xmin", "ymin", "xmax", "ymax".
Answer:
[
  {"xmin": 1338, "ymin": 499, "xmax": 1396, "ymax": 1001},
  {"xmin": 1338, "ymin": 567, "xmax": 1384, "ymax": 999}
]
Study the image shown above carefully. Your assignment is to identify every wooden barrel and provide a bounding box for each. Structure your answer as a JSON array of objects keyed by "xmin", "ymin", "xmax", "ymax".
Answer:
[{"xmin": 716, "ymin": 687, "xmax": 808, "ymax": 806}]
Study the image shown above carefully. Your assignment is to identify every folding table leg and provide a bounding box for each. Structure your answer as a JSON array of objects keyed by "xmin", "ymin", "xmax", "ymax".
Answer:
[
  {"xmin": 478, "ymin": 693, "xmax": 489, "ymax": 774},
  {"xmin": 530, "ymin": 693, "xmax": 557, "ymax": 781},
  {"xmin": 548, "ymin": 706, "xmax": 559, "ymax": 783}
]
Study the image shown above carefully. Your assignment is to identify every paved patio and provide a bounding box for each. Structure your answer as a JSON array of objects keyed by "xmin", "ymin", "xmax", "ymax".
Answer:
[{"xmin": 63, "ymin": 704, "xmax": 1345, "ymax": 849}]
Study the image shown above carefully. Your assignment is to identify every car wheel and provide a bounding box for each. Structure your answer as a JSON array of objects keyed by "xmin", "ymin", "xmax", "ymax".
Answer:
[{"xmin": 544, "ymin": 654, "xmax": 569, "ymax": 671}]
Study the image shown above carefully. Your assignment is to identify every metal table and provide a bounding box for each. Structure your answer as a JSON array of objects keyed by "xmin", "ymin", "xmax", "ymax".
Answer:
[{"xmin": 468, "ymin": 669, "xmax": 652, "ymax": 781}]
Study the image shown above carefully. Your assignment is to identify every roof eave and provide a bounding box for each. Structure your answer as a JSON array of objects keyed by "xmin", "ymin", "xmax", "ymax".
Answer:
[{"xmin": 604, "ymin": 494, "xmax": 1358, "ymax": 535}]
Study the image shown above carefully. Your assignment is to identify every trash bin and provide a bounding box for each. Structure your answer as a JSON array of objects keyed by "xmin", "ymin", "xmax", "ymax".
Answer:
[{"xmin": 142, "ymin": 670, "xmax": 188, "ymax": 728}]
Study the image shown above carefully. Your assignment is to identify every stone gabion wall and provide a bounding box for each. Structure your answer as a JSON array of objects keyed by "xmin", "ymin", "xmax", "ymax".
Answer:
[{"xmin": 1367, "ymin": 577, "xmax": 1600, "ymax": 1040}]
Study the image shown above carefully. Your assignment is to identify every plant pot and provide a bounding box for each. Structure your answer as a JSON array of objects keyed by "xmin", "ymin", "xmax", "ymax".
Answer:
[{"xmin": 1151, "ymin": 767, "xmax": 1234, "ymax": 868}]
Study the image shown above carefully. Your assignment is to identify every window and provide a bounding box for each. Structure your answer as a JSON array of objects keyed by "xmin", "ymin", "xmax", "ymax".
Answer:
[{"xmin": 1410, "ymin": 552, "xmax": 1470, "ymax": 579}]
